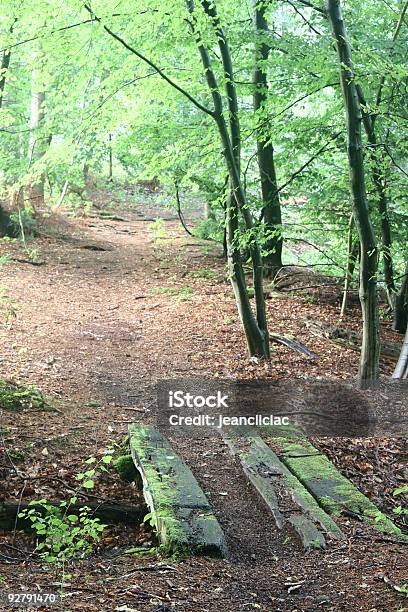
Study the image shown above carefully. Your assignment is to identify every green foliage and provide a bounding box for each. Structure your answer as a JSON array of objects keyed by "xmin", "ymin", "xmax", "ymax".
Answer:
[
  {"xmin": 148, "ymin": 218, "xmax": 167, "ymax": 241},
  {"xmin": 0, "ymin": 287, "xmax": 19, "ymax": 326},
  {"xmin": 190, "ymin": 268, "xmax": 220, "ymax": 280},
  {"xmin": 10, "ymin": 207, "xmax": 37, "ymax": 240},
  {"xmin": 18, "ymin": 500, "xmax": 106, "ymax": 564},
  {"xmin": 195, "ymin": 218, "xmax": 223, "ymax": 243},
  {"xmin": 0, "ymin": 379, "xmax": 50, "ymax": 412},
  {"xmin": 152, "ymin": 286, "xmax": 194, "ymax": 302}
]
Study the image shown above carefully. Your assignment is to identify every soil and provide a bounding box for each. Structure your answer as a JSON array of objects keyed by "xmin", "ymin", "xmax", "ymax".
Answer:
[{"xmin": 0, "ymin": 186, "xmax": 406, "ymax": 611}]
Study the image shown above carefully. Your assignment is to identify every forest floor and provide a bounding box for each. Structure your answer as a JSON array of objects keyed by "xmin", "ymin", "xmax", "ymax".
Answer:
[{"xmin": 0, "ymin": 184, "xmax": 407, "ymax": 611}]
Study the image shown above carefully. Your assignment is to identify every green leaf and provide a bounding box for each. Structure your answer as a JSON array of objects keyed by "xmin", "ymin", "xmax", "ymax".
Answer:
[
  {"xmin": 67, "ymin": 514, "xmax": 79, "ymax": 523},
  {"xmin": 83, "ymin": 479, "xmax": 95, "ymax": 489}
]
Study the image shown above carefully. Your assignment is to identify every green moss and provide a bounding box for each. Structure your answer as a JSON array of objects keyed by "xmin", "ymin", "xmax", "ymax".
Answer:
[
  {"xmin": 0, "ymin": 379, "xmax": 52, "ymax": 412},
  {"xmin": 277, "ymin": 436, "xmax": 408, "ymax": 540},
  {"xmin": 113, "ymin": 455, "xmax": 138, "ymax": 482}
]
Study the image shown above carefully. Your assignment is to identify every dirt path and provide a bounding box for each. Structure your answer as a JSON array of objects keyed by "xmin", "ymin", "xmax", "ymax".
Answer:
[{"xmin": 0, "ymin": 200, "xmax": 406, "ymax": 611}]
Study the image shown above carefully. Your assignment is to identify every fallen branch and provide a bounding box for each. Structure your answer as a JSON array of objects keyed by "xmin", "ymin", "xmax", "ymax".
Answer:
[
  {"xmin": 269, "ymin": 334, "xmax": 318, "ymax": 359},
  {"xmin": 303, "ymin": 317, "xmax": 402, "ymax": 361}
]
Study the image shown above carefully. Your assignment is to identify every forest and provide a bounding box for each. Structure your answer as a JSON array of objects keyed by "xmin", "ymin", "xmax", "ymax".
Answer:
[{"xmin": 0, "ymin": 1, "xmax": 407, "ymax": 610}]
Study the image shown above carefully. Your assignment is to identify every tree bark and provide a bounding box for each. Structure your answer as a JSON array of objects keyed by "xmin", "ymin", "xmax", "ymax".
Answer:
[
  {"xmin": 393, "ymin": 265, "xmax": 408, "ymax": 334},
  {"xmin": 327, "ymin": 0, "xmax": 380, "ymax": 386},
  {"xmin": 252, "ymin": 0, "xmax": 283, "ymax": 276},
  {"xmin": 108, "ymin": 133, "xmax": 113, "ymax": 181},
  {"xmin": 27, "ymin": 60, "xmax": 46, "ymax": 206},
  {"xmin": 393, "ymin": 325, "xmax": 408, "ymax": 379},
  {"xmin": 356, "ymin": 85, "xmax": 395, "ymax": 307},
  {"xmin": 0, "ymin": 46, "xmax": 11, "ymax": 110},
  {"xmin": 0, "ymin": 32, "xmax": 15, "ymax": 235},
  {"xmin": 340, "ymin": 215, "xmax": 358, "ymax": 317}
]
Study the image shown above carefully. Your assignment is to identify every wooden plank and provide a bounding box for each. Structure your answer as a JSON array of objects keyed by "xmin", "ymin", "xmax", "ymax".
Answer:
[
  {"xmin": 274, "ymin": 436, "xmax": 407, "ymax": 540},
  {"xmin": 224, "ymin": 431, "xmax": 344, "ymax": 549},
  {"xmin": 128, "ymin": 424, "xmax": 226, "ymax": 557}
]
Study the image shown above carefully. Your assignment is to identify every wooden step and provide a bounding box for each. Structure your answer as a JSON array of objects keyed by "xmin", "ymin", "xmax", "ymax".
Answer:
[
  {"xmin": 274, "ymin": 436, "xmax": 407, "ymax": 540},
  {"xmin": 128, "ymin": 424, "xmax": 226, "ymax": 557},
  {"xmin": 223, "ymin": 431, "xmax": 344, "ymax": 549}
]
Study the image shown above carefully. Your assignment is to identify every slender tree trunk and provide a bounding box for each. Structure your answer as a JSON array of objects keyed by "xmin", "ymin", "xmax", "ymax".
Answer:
[
  {"xmin": 27, "ymin": 57, "xmax": 46, "ymax": 207},
  {"xmin": 108, "ymin": 133, "xmax": 113, "ymax": 181},
  {"xmin": 356, "ymin": 85, "xmax": 395, "ymax": 307},
  {"xmin": 393, "ymin": 325, "xmax": 408, "ymax": 379},
  {"xmin": 393, "ymin": 265, "xmax": 408, "ymax": 334},
  {"xmin": 201, "ymin": 0, "xmax": 269, "ymax": 351},
  {"xmin": 328, "ymin": 0, "xmax": 380, "ymax": 386},
  {"xmin": 252, "ymin": 0, "xmax": 283, "ymax": 276},
  {"xmin": 0, "ymin": 48, "xmax": 11, "ymax": 110},
  {"xmin": 0, "ymin": 31, "xmax": 15, "ymax": 234},
  {"xmin": 340, "ymin": 215, "xmax": 358, "ymax": 317},
  {"xmin": 187, "ymin": 0, "xmax": 270, "ymax": 358}
]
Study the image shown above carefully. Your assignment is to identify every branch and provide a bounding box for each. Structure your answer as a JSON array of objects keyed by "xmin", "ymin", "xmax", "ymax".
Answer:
[
  {"xmin": 373, "ymin": 0, "xmax": 408, "ymax": 127},
  {"xmin": 286, "ymin": 0, "xmax": 323, "ymax": 35},
  {"xmin": 83, "ymin": 4, "xmax": 213, "ymax": 117},
  {"xmin": 175, "ymin": 182, "xmax": 195, "ymax": 237},
  {"xmin": 0, "ymin": 18, "xmax": 99, "ymax": 53},
  {"xmin": 259, "ymin": 132, "xmax": 342, "ymax": 221},
  {"xmin": 278, "ymin": 0, "xmax": 327, "ymax": 16}
]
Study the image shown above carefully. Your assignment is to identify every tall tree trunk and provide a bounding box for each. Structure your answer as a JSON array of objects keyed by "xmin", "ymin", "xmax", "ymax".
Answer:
[
  {"xmin": 393, "ymin": 265, "xmax": 408, "ymax": 334},
  {"xmin": 328, "ymin": 0, "xmax": 380, "ymax": 386},
  {"xmin": 27, "ymin": 61, "xmax": 46, "ymax": 206},
  {"xmin": 0, "ymin": 27, "xmax": 16, "ymax": 235},
  {"xmin": 187, "ymin": 0, "xmax": 270, "ymax": 358},
  {"xmin": 108, "ymin": 133, "xmax": 113, "ymax": 181},
  {"xmin": 356, "ymin": 85, "xmax": 395, "ymax": 307},
  {"xmin": 201, "ymin": 0, "xmax": 270, "ymax": 355},
  {"xmin": 393, "ymin": 325, "xmax": 408, "ymax": 379},
  {"xmin": 252, "ymin": 0, "xmax": 283, "ymax": 276},
  {"xmin": 0, "ymin": 48, "xmax": 11, "ymax": 110},
  {"xmin": 340, "ymin": 215, "xmax": 359, "ymax": 317}
]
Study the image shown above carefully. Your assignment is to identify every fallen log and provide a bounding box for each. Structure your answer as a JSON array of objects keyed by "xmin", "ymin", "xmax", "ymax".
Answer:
[
  {"xmin": 302, "ymin": 317, "xmax": 401, "ymax": 361},
  {"xmin": 0, "ymin": 500, "xmax": 147, "ymax": 531}
]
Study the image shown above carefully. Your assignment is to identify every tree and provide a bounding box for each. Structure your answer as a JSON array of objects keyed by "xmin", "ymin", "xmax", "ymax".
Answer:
[
  {"xmin": 327, "ymin": 0, "xmax": 380, "ymax": 385},
  {"xmin": 252, "ymin": 0, "xmax": 283, "ymax": 276}
]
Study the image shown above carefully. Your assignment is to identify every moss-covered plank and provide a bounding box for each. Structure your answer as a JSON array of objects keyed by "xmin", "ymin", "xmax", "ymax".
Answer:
[
  {"xmin": 274, "ymin": 436, "xmax": 407, "ymax": 540},
  {"xmin": 128, "ymin": 424, "xmax": 226, "ymax": 557},
  {"xmin": 224, "ymin": 432, "xmax": 343, "ymax": 549}
]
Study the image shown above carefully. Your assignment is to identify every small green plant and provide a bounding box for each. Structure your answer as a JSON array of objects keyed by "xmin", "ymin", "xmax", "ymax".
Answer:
[
  {"xmin": 23, "ymin": 247, "xmax": 42, "ymax": 263},
  {"xmin": 392, "ymin": 485, "xmax": 408, "ymax": 519},
  {"xmin": 195, "ymin": 218, "xmax": 223, "ymax": 242},
  {"xmin": 19, "ymin": 499, "xmax": 106, "ymax": 564},
  {"xmin": 0, "ymin": 287, "xmax": 19, "ymax": 326},
  {"xmin": 0, "ymin": 379, "xmax": 49, "ymax": 412},
  {"xmin": 18, "ymin": 451, "xmax": 114, "ymax": 564},
  {"xmin": 152, "ymin": 286, "xmax": 193, "ymax": 302},
  {"xmin": 190, "ymin": 268, "xmax": 219, "ymax": 280},
  {"xmin": 148, "ymin": 218, "xmax": 167, "ymax": 241},
  {"xmin": 143, "ymin": 511, "xmax": 157, "ymax": 529}
]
